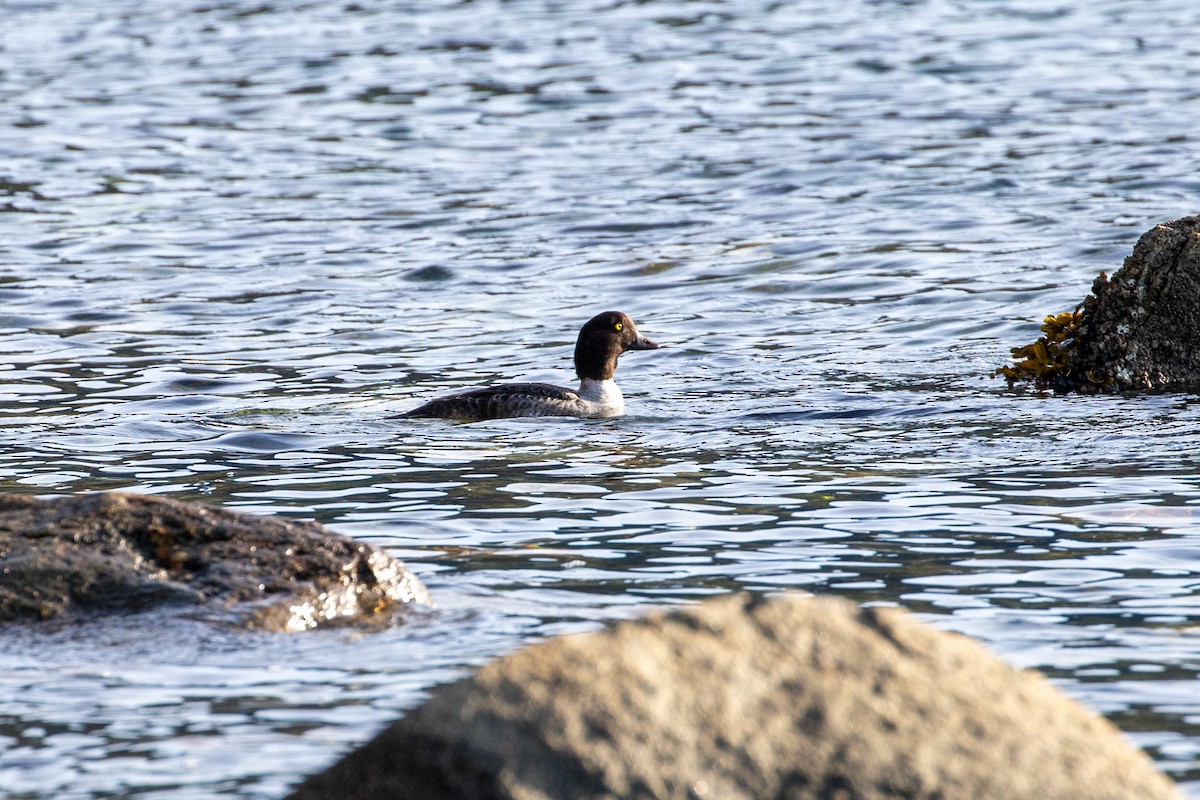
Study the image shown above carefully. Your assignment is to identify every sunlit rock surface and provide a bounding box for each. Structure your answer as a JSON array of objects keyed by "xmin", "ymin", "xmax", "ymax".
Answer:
[
  {"xmin": 287, "ymin": 593, "xmax": 1178, "ymax": 800},
  {"xmin": 1000, "ymin": 214, "xmax": 1200, "ymax": 393},
  {"xmin": 0, "ymin": 492, "xmax": 431, "ymax": 631}
]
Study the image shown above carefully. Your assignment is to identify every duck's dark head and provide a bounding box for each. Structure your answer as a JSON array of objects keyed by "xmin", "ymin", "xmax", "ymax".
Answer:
[{"xmin": 574, "ymin": 311, "xmax": 660, "ymax": 381}]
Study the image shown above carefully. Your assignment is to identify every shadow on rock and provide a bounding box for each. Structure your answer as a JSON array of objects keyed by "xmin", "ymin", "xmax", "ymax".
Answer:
[
  {"xmin": 998, "ymin": 214, "xmax": 1200, "ymax": 393},
  {"xmin": 287, "ymin": 592, "xmax": 1178, "ymax": 800},
  {"xmin": 0, "ymin": 492, "xmax": 431, "ymax": 632}
]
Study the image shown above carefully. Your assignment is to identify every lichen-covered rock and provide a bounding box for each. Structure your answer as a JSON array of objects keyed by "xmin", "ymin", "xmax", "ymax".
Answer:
[
  {"xmin": 0, "ymin": 492, "xmax": 431, "ymax": 631},
  {"xmin": 287, "ymin": 593, "xmax": 1180, "ymax": 800},
  {"xmin": 999, "ymin": 214, "xmax": 1200, "ymax": 393}
]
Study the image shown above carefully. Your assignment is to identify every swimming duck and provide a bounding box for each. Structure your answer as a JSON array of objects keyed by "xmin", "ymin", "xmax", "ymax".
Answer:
[{"xmin": 400, "ymin": 311, "xmax": 660, "ymax": 421}]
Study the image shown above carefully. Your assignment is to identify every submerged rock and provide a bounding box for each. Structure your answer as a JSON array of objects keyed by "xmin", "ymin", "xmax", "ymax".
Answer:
[
  {"xmin": 0, "ymin": 492, "xmax": 430, "ymax": 631},
  {"xmin": 999, "ymin": 214, "xmax": 1200, "ymax": 393},
  {"xmin": 287, "ymin": 593, "xmax": 1179, "ymax": 800}
]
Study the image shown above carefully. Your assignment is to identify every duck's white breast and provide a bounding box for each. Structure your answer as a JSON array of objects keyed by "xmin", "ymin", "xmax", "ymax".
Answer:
[{"xmin": 576, "ymin": 378, "xmax": 624, "ymax": 417}]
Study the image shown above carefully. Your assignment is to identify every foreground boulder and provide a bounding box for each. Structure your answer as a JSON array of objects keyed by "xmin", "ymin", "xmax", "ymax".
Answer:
[
  {"xmin": 999, "ymin": 214, "xmax": 1200, "ymax": 393},
  {"xmin": 287, "ymin": 593, "xmax": 1178, "ymax": 800},
  {"xmin": 0, "ymin": 492, "xmax": 430, "ymax": 631}
]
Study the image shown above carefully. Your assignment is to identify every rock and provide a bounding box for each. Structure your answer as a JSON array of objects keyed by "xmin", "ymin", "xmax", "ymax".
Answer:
[
  {"xmin": 0, "ymin": 492, "xmax": 431, "ymax": 631},
  {"xmin": 287, "ymin": 593, "xmax": 1179, "ymax": 800},
  {"xmin": 998, "ymin": 214, "xmax": 1200, "ymax": 393}
]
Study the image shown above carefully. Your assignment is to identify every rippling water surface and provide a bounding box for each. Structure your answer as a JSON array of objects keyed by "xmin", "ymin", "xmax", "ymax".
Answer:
[{"xmin": 3, "ymin": 0, "xmax": 1200, "ymax": 797}]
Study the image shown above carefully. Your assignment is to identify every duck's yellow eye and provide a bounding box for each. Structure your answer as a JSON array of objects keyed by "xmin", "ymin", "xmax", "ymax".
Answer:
[{"xmin": 614, "ymin": 322, "xmax": 623, "ymax": 331}]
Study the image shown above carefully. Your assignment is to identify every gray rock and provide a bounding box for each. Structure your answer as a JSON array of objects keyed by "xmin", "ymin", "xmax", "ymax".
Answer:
[
  {"xmin": 1071, "ymin": 214, "xmax": 1200, "ymax": 392},
  {"xmin": 288, "ymin": 593, "xmax": 1180, "ymax": 800},
  {"xmin": 0, "ymin": 492, "xmax": 431, "ymax": 631},
  {"xmin": 1000, "ymin": 214, "xmax": 1200, "ymax": 393}
]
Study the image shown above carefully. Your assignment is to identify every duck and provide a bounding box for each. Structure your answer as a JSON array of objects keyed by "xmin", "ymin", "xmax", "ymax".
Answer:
[{"xmin": 400, "ymin": 311, "xmax": 660, "ymax": 421}]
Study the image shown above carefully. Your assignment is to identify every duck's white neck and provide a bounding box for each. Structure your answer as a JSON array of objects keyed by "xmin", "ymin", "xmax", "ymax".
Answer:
[{"xmin": 577, "ymin": 378, "xmax": 624, "ymax": 416}]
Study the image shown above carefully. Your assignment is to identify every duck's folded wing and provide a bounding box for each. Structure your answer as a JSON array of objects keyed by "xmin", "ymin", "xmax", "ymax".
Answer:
[{"xmin": 400, "ymin": 383, "xmax": 581, "ymax": 421}]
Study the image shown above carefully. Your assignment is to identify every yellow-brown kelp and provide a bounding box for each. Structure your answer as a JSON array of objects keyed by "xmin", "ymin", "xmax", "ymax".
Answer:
[
  {"xmin": 997, "ymin": 214, "xmax": 1200, "ymax": 394},
  {"xmin": 995, "ymin": 309, "xmax": 1084, "ymax": 390}
]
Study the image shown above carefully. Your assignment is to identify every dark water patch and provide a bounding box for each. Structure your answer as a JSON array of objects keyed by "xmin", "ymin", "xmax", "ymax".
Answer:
[
  {"xmin": 561, "ymin": 219, "xmax": 708, "ymax": 234},
  {"xmin": 405, "ymin": 264, "xmax": 454, "ymax": 282},
  {"xmin": 207, "ymin": 431, "xmax": 320, "ymax": 453}
]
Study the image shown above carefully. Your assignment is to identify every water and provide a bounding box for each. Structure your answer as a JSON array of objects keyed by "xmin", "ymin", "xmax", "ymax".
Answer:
[{"xmin": 2, "ymin": 0, "xmax": 1200, "ymax": 796}]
